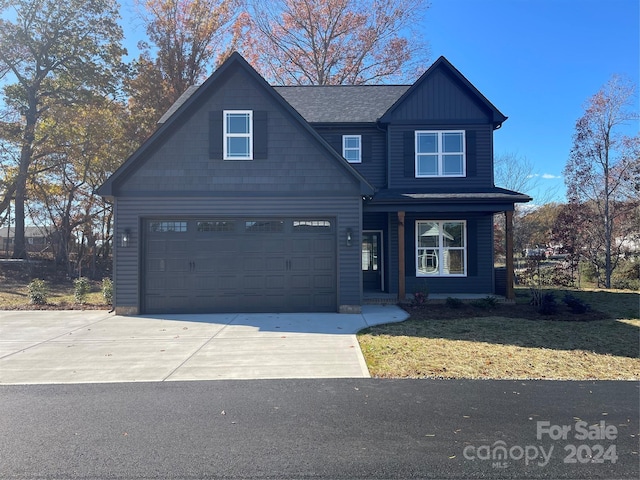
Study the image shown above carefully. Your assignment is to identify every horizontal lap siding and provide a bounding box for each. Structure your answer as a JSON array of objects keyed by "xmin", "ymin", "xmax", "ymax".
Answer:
[
  {"xmin": 113, "ymin": 196, "xmax": 362, "ymax": 311},
  {"xmin": 117, "ymin": 65, "xmax": 360, "ymax": 196},
  {"xmin": 316, "ymin": 127, "xmax": 387, "ymax": 188}
]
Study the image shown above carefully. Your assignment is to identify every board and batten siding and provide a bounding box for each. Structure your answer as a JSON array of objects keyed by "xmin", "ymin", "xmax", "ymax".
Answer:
[
  {"xmin": 388, "ymin": 123, "xmax": 494, "ymax": 190},
  {"xmin": 385, "ymin": 67, "xmax": 491, "ymax": 123},
  {"xmin": 112, "ymin": 196, "xmax": 363, "ymax": 313}
]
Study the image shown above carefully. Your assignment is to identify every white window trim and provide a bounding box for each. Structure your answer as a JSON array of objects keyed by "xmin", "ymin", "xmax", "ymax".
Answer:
[
  {"xmin": 415, "ymin": 220, "xmax": 467, "ymax": 277},
  {"xmin": 342, "ymin": 134, "xmax": 362, "ymax": 163},
  {"xmin": 223, "ymin": 110, "xmax": 253, "ymax": 160},
  {"xmin": 415, "ymin": 130, "xmax": 466, "ymax": 178}
]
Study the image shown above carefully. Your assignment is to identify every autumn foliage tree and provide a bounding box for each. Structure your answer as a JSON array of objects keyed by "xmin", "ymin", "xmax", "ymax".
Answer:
[
  {"xmin": 563, "ymin": 75, "xmax": 639, "ymax": 288},
  {"xmin": 28, "ymin": 98, "xmax": 131, "ymax": 274},
  {"xmin": 127, "ymin": 0, "xmax": 241, "ymax": 141},
  {"xmin": 240, "ymin": 0, "xmax": 429, "ymax": 85},
  {"xmin": 0, "ymin": 0, "xmax": 125, "ymax": 259}
]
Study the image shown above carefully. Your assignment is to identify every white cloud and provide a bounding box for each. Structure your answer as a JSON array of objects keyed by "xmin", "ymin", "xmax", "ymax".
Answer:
[{"xmin": 541, "ymin": 173, "xmax": 563, "ymax": 179}]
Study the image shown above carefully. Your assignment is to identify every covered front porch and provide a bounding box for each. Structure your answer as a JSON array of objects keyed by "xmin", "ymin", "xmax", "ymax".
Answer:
[{"xmin": 361, "ymin": 188, "xmax": 531, "ymax": 302}]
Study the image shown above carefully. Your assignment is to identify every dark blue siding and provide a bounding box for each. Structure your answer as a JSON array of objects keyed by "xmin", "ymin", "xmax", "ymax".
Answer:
[
  {"xmin": 405, "ymin": 213, "xmax": 494, "ymax": 295},
  {"xmin": 384, "ymin": 68, "xmax": 491, "ymax": 123},
  {"xmin": 316, "ymin": 126, "xmax": 387, "ymax": 188},
  {"xmin": 113, "ymin": 196, "xmax": 363, "ymax": 312},
  {"xmin": 117, "ymin": 65, "xmax": 361, "ymax": 196},
  {"xmin": 388, "ymin": 124, "xmax": 494, "ymax": 190}
]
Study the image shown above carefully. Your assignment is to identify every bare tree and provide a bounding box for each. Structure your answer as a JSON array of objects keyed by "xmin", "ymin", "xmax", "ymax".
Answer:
[
  {"xmin": 563, "ymin": 74, "xmax": 639, "ymax": 288},
  {"xmin": 126, "ymin": 0, "xmax": 241, "ymax": 141},
  {"xmin": 239, "ymin": 0, "xmax": 429, "ymax": 85}
]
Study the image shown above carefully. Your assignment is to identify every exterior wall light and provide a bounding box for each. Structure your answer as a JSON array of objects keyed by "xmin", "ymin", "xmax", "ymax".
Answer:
[
  {"xmin": 346, "ymin": 228, "xmax": 353, "ymax": 247},
  {"xmin": 122, "ymin": 228, "xmax": 131, "ymax": 248}
]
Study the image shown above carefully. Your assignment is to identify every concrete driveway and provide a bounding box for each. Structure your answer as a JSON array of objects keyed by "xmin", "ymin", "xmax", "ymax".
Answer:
[{"xmin": 0, "ymin": 305, "xmax": 408, "ymax": 385}]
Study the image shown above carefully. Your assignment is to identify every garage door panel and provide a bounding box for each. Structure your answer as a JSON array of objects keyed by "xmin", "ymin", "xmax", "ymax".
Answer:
[
  {"xmin": 313, "ymin": 274, "xmax": 334, "ymax": 289},
  {"xmin": 166, "ymin": 258, "xmax": 189, "ymax": 272},
  {"xmin": 265, "ymin": 275, "xmax": 286, "ymax": 289},
  {"xmin": 261, "ymin": 238, "xmax": 286, "ymax": 253},
  {"xmin": 144, "ymin": 218, "xmax": 336, "ymax": 313},
  {"xmin": 244, "ymin": 256, "xmax": 266, "ymax": 272},
  {"xmin": 242, "ymin": 274, "xmax": 265, "ymax": 290},
  {"xmin": 146, "ymin": 259, "xmax": 166, "ymax": 272},
  {"xmin": 290, "ymin": 275, "xmax": 311, "ymax": 288},
  {"xmin": 313, "ymin": 256, "xmax": 334, "ymax": 271},
  {"xmin": 290, "ymin": 256, "xmax": 310, "ymax": 271},
  {"xmin": 292, "ymin": 238, "xmax": 311, "ymax": 252},
  {"xmin": 266, "ymin": 257, "xmax": 286, "ymax": 271},
  {"xmin": 313, "ymin": 293, "xmax": 336, "ymax": 309},
  {"xmin": 215, "ymin": 274, "xmax": 239, "ymax": 290},
  {"xmin": 314, "ymin": 238, "xmax": 334, "ymax": 252}
]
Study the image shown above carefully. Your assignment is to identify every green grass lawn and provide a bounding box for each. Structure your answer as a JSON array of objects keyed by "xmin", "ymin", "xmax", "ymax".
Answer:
[{"xmin": 358, "ymin": 287, "xmax": 640, "ymax": 380}]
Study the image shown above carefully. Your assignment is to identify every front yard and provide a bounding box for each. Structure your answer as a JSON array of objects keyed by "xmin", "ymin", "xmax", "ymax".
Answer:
[
  {"xmin": 357, "ymin": 288, "xmax": 640, "ymax": 380},
  {"xmin": 2, "ymin": 262, "xmax": 638, "ymax": 381}
]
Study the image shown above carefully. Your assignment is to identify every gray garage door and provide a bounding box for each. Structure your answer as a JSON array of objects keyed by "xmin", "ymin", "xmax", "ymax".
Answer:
[{"xmin": 143, "ymin": 218, "xmax": 336, "ymax": 313}]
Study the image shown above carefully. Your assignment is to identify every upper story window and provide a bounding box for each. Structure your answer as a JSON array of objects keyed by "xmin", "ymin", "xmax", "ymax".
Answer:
[
  {"xmin": 342, "ymin": 135, "xmax": 362, "ymax": 163},
  {"xmin": 415, "ymin": 130, "xmax": 465, "ymax": 177},
  {"xmin": 224, "ymin": 110, "xmax": 252, "ymax": 160}
]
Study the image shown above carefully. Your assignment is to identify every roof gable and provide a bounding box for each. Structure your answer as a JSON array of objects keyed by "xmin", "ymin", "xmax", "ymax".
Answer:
[
  {"xmin": 98, "ymin": 53, "xmax": 374, "ymax": 197},
  {"xmin": 379, "ymin": 56, "xmax": 507, "ymax": 129}
]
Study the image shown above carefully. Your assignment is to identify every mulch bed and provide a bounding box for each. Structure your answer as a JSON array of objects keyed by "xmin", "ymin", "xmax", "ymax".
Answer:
[
  {"xmin": 402, "ymin": 302, "xmax": 609, "ymax": 322},
  {"xmin": 1, "ymin": 303, "xmax": 111, "ymax": 311}
]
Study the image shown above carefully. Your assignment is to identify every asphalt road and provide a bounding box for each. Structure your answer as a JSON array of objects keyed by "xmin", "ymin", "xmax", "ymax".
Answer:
[{"xmin": 0, "ymin": 379, "xmax": 637, "ymax": 479}]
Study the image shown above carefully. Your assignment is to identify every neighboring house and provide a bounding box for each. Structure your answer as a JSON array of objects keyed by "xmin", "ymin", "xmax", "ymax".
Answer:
[
  {"xmin": 98, "ymin": 53, "xmax": 531, "ymax": 315},
  {"xmin": 0, "ymin": 226, "xmax": 51, "ymax": 254}
]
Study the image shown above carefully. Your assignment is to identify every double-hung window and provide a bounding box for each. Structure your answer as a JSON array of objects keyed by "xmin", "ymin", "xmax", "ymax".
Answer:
[
  {"xmin": 416, "ymin": 220, "xmax": 466, "ymax": 276},
  {"xmin": 415, "ymin": 130, "xmax": 465, "ymax": 177},
  {"xmin": 342, "ymin": 135, "xmax": 361, "ymax": 163},
  {"xmin": 224, "ymin": 110, "xmax": 252, "ymax": 160}
]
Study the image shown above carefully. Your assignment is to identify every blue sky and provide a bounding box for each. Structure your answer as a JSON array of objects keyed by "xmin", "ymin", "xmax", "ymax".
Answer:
[
  {"xmin": 424, "ymin": 0, "xmax": 639, "ymax": 202},
  {"xmin": 118, "ymin": 0, "xmax": 639, "ymax": 203}
]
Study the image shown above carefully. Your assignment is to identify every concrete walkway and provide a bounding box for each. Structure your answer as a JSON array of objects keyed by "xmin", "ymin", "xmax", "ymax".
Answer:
[{"xmin": 0, "ymin": 305, "xmax": 408, "ymax": 385}]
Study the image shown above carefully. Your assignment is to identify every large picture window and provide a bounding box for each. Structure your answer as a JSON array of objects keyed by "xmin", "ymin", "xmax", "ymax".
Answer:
[
  {"xmin": 416, "ymin": 220, "xmax": 466, "ymax": 276},
  {"xmin": 224, "ymin": 110, "xmax": 252, "ymax": 160},
  {"xmin": 415, "ymin": 131, "xmax": 465, "ymax": 177}
]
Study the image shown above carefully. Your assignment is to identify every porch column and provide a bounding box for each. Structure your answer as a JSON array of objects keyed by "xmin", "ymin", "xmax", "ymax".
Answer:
[
  {"xmin": 505, "ymin": 210, "xmax": 515, "ymax": 300},
  {"xmin": 398, "ymin": 211, "xmax": 405, "ymax": 301}
]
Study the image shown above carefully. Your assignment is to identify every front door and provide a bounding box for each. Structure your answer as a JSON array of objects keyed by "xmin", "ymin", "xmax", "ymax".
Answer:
[{"xmin": 362, "ymin": 231, "xmax": 382, "ymax": 291}]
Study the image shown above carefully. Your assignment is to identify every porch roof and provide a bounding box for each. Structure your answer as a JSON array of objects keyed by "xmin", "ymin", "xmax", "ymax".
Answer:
[{"xmin": 365, "ymin": 187, "xmax": 532, "ymax": 213}]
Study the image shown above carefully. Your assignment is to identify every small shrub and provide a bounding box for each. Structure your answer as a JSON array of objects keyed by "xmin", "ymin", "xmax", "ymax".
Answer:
[
  {"xmin": 611, "ymin": 275, "xmax": 640, "ymax": 291},
  {"xmin": 102, "ymin": 278, "xmax": 113, "ymax": 305},
  {"xmin": 538, "ymin": 292, "xmax": 558, "ymax": 315},
  {"xmin": 563, "ymin": 294, "xmax": 590, "ymax": 314},
  {"xmin": 74, "ymin": 277, "xmax": 91, "ymax": 304},
  {"xmin": 445, "ymin": 297, "xmax": 464, "ymax": 309},
  {"xmin": 412, "ymin": 291, "xmax": 427, "ymax": 306},
  {"xmin": 412, "ymin": 281, "xmax": 429, "ymax": 306},
  {"xmin": 27, "ymin": 279, "xmax": 48, "ymax": 305},
  {"xmin": 472, "ymin": 296, "xmax": 499, "ymax": 310}
]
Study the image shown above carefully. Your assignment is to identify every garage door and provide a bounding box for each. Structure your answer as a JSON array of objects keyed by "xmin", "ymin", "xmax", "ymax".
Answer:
[{"xmin": 143, "ymin": 218, "xmax": 336, "ymax": 313}]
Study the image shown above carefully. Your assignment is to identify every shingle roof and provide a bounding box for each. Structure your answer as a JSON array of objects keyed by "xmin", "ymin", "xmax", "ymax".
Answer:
[
  {"xmin": 158, "ymin": 85, "xmax": 199, "ymax": 124},
  {"xmin": 273, "ymin": 85, "xmax": 410, "ymax": 123}
]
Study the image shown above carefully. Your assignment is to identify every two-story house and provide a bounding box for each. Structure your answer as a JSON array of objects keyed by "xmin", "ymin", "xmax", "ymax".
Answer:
[{"xmin": 98, "ymin": 53, "xmax": 530, "ymax": 315}]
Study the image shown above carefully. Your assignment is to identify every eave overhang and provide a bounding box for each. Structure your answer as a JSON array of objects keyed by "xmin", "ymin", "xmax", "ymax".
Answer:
[{"xmin": 365, "ymin": 188, "xmax": 532, "ymax": 213}]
